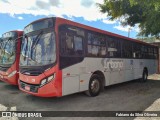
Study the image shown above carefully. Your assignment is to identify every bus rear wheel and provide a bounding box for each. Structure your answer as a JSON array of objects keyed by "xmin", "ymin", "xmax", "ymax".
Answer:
[
  {"xmin": 85, "ymin": 74, "xmax": 101, "ymax": 97},
  {"xmin": 141, "ymin": 69, "xmax": 148, "ymax": 82}
]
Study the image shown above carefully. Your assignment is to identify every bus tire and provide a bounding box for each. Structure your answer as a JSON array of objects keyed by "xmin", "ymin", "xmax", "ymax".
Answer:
[
  {"xmin": 85, "ymin": 74, "xmax": 101, "ymax": 97},
  {"xmin": 141, "ymin": 69, "xmax": 148, "ymax": 82}
]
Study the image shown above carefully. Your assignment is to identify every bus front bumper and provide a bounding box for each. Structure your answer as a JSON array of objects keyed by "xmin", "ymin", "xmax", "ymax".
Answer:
[
  {"xmin": 19, "ymin": 80, "xmax": 62, "ymax": 97},
  {"xmin": 0, "ymin": 73, "xmax": 18, "ymax": 85}
]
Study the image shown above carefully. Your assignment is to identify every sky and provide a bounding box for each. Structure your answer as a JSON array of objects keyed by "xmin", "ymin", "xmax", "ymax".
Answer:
[{"xmin": 0, "ymin": 0, "xmax": 140, "ymax": 38}]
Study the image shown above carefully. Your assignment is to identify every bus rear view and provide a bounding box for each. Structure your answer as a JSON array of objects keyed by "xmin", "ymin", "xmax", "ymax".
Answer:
[{"xmin": 0, "ymin": 31, "xmax": 23, "ymax": 85}]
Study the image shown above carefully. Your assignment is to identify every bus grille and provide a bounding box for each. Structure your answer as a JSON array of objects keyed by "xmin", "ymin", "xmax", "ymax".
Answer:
[{"xmin": 19, "ymin": 80, "xmax": 39, "ymax": 93}]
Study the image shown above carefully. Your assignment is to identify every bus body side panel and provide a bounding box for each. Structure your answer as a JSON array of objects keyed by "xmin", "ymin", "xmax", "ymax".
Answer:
[
  {"xmin": 62, "ymin": 58, "xmax": 158, "ymax": 96},
  {"xmin": 102, "ymin": 58, "xmax": 124, "ymax": 85},
  {"xmin": 62, "ymin": 59, "xmax": 87, "ymax": 96},
  {"xmin": 146, "ymin": 59, "xmax": 158, "ymax": 75},
  {"xmin": 62, "ymin": 58, "xmax": 125, "ymax": 96},
  {"xmin": 124, "ymin": 59, "xmax": 134, "ymax": 81},
  {"xmin": 62, "ymin": 58, "xmax": 105, "ymax": 96},
  {"xmin": 133, "ymin": 59, "xmax": 143, "ymax": 79}
]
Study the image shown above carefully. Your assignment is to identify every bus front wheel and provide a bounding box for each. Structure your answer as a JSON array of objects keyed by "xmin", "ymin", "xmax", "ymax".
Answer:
[
  {"xmin": 85, "ymin": 74, "xmax": 101, "ymax": 97},
  {"xmin": 141, "ymin": 69, "xmax": 148, "ymax": 82}
]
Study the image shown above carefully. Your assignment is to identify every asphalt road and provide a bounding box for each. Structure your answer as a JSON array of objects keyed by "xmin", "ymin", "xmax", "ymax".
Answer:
[{"xmin": 0, "ymin": 78, "xmax": 160, "ymax": 120}]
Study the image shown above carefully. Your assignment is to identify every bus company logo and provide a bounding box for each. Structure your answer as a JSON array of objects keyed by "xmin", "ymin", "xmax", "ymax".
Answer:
[
  {"xmin": 2, "ymin": 112, "xmax": 11, "ymax": 117},
  {"xmin": 31, "ymin": 79, "xmax": 36, "ymax": 83},
  {"xmin": 102, "ymin": 59, "xmax": 124, "ymax": 69}
]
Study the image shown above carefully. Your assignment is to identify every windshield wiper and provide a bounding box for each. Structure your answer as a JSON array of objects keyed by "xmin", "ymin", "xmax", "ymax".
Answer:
[
  {"xmin": 31, "ymin": 30, "xmax": 43, "ymax": 59},
  {"xmin": 24, "ymin": 31, "xmax": 43, "ymax": 63},
  {"xmin": 2, "ymin": 37, "xmax": 12, "ymax": 55},
  {"xmin": 3, "ymin": 36, "xmax": 21, "ymax": 53},
  {"xmin": 0, "ymin": 38, "xmax": 3, "ymax": 48},
  {"xmin": 0, "ymin": 42, "xmax": 3, "ymax": 50},
  {"xmin": 23, "ymin": 35, "xmax": 29, "ymax": 61},
  {"xmin": 32, "ymin": 30, "xmax": 43, "ymax": 49},
  {"xmin": 3, "ymin": 37, "xmax": 12, "ymax": 48},
  {"xmin": 22, "ymin": 34, "xmax": 41, "ymax": 64}
]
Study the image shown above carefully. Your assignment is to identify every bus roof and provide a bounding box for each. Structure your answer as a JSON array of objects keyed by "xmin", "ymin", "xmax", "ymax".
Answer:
[
  {"xmin": 25, "ymin": 17, "xmax": 158, "ymax": 48},
  {"xmin": 56, "ymin": 17, "xmax": 158, "ymax": 47},
  {"xmin": 2, "ymin": 30, "xmax": 23, "ymax": 34},
  {"xmin": 1, "ymin": 30, "xmax": 23, "ymax": 38}
]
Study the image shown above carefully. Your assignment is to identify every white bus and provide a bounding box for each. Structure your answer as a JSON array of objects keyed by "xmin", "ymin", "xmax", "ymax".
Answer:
[{"xmin": 19, "ymin": 17, "xmax": 158, "ymax": 97}]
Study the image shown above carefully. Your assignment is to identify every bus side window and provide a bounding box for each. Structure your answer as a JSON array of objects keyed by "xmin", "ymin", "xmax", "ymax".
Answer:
[
  {"xmin": 107, "ymin": 36, "xmax": 121, "ymax": 58},
  {"xmin": 108, "ymin": 40, "xmax": 116, "ymax": 57},
  {"xmin": 59, "ymin": 25, "xmax": 84, "ymax": 57},
  {"xmin": 142, "ymin": 46, "xmax": 148, "ymax": 59},
  {"xmin": 65, "ymin": 33, "xmax": 74, "ymax": 55},
  {"xmin": 133, "ymin": 44, "xmax": 141, "ymax": 59},
  {"xmin": 122, "ymin": 41, "xmax": 133, "ymax": 58},
  {"xmin": 59, "ymin": 31, "xmax": 66, "ymax": 55},
  {"xmin": 74, "ymin": 36, "xmax": 83, "ymax": 55},
  {"xmin": 87, "ymin": 32, "xmax": 106, "ymax": 57},
  {"xmin": 59, "ymin": 25, "xmax": 85, "ymax": 69},
  {"xmin": 66, "ymin": 34, "xmax": 73, "ymax": 50},
  {"xmin": 151, "ymin": 47, "xmax": 154, "ymax": 59},
  {"xmin": 154, "ymin": 47, "xmax": 158, "ymax": 59}
]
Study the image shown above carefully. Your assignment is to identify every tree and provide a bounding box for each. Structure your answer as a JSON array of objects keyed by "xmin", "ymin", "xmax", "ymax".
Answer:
[{"xmin": 98, "ymin": 0, "xmax": 160, "ymax": 37}]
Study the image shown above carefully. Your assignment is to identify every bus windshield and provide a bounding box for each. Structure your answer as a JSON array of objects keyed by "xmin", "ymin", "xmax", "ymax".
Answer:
[
  {"xmin": 20, "ymin": 32, "xmax": 56, "ymax": 66},
  {"xmin": 0, "ymin": 38, "xmax": 16, "ymax": 65},
  {"xmin": 0, "ymin": 38, "xmax": 3, "ymax": 59}
]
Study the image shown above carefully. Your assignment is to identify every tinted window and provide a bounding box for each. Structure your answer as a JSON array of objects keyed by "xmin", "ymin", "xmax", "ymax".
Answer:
[
  {"xmin": 87, "ymin": 32, "xmax": 106, "ymax": 57},
  {"xmin": 148, "ymin": 47, "xmax": 155, "ymax": 59},
  {"xmin": 60, "ymin": 26, "xmax": 84, "ymax": 56},
  {"xmin": 107, "ymin": 36, "xmax": 121, "ymax": 58},
  {"xmin": 59, "ymin": 25, "xmax": 85, "ymax": 69},
  {"xmin": 122, "ymin": 40, "xmax": 133, "ymax": 58},
  {"xmin": 154, "ymin": 47, "xmax": 158, "ymax": 59},
  {"xmin": 133, "ymin": 43, "xmax": 141, "ymax": 59}
]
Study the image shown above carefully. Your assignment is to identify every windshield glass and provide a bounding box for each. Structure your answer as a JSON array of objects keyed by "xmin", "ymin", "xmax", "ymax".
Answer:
[
  {"xmin": 0, "ymin": 40, "xmax": 3, "ymax": 60},
  {"xmin": 20, "ymin": 32, "xmax": 56, "ymax": 66},
  {"xmin": 0, "ymin": 38, "xmax": 16, "ymax": 65}
]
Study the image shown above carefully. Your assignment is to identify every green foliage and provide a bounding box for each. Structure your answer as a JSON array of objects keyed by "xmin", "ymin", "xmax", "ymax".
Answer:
[
  {"xmin": 98, "ymin": 0, "xmax": 160, "ymax": 37},
  {"xmin": 137, "ymin": 36, "xmax": 157, "ymax": 43}
]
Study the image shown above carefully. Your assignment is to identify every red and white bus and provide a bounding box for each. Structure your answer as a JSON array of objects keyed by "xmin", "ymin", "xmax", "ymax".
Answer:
[
  {"xmin": 19, "ymin": 17, "xmax": 158, "ymax": 97},
  {"xmin": 0, "ymin": 30, "xmax": 23, "ymax": 85}
]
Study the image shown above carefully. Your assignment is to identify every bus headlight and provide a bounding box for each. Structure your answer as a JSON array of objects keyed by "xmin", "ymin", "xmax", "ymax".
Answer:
[
  {"xmin": 41, "ymin": 79, "xmax": 47, "ymax": 86},
  {"xmin": 8, "ymin": 71, "xmax": 17, "ymax": 78},
  {"xmin": 40, "ymin": 73, "xmax": 55, "ymax": 87}
]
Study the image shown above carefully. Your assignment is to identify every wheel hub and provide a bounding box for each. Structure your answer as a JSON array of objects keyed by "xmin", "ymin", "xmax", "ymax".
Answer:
[{"xmin": 91, "ymin": 79, "xmax": 100, "ymax": 93}]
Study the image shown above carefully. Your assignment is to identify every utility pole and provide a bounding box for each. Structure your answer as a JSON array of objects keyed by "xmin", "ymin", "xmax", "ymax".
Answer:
[{"xmin": 128, "ymin": 27, "xmax": 131, "ymax": 38}]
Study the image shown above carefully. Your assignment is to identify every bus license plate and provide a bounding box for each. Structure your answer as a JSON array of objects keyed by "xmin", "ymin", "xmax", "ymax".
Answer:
[{"xmin": 25, "ymin": 85, "xmax": 30, "ymax": 91}]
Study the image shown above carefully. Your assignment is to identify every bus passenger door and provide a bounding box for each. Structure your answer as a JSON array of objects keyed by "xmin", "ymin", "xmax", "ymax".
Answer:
[{"xmin": 59, "ymin": 25, "xmax": 85, "ymax": 96}]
